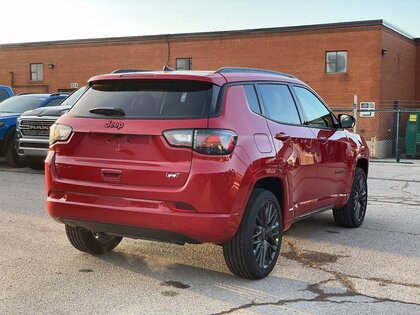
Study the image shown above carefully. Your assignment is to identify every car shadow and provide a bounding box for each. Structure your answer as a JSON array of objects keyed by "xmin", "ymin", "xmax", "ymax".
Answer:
[
  {"xmin": 89, "ymin": 241, "xmax": 337, "ymax": 311},
  {"xmin": 284, "ymin": 210, "xmax": 419, "ymax": 258}
]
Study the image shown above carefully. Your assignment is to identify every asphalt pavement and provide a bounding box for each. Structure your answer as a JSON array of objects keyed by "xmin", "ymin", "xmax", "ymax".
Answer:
[{"xmin": 0, "ymin": 160, "xmax": 419, "ymax": 314}]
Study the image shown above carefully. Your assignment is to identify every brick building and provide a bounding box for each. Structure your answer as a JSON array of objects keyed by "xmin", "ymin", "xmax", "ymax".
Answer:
[{"xmin": 0, "ymin": 20, "xmax": 419, "ymax": 157}]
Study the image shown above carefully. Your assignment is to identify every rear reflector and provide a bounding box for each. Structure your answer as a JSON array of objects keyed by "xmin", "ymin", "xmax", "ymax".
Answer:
[{"xmin": 162, "ymin": 129, "xmax": 193, "ymax": 147}]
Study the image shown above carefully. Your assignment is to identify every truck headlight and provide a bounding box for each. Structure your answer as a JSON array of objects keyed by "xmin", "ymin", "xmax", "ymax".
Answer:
[{"xmin": 0, "ymin": 121, "xmax": 5, "ymax": 128}]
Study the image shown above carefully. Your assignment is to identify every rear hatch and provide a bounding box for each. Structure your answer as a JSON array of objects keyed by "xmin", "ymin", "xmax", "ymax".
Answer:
[{"xmin": 53, "ymin": 79, "xmax": 220, "ymax": 188}]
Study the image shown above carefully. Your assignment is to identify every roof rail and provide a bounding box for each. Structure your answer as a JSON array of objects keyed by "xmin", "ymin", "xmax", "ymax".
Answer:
[
  {"xmin": 50, "ymin": 92, "xmax": 70, "ymax": 96},
  {"xmin": 111, "ymin": 68, "xmax": 152, "ymax": 74},
  {"xmin": 215, "ymin": 67, "xmax": 295, "ymax": 78}
]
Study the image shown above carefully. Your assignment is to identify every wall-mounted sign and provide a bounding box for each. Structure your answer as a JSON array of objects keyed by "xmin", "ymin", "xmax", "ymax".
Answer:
[
  {"xmin": 360, "ymin": 102, "xmax": 375, "ymax": 117},
  {"xmin": 70, "ymin": 83, "xmax": 78, "ymax": 89}
]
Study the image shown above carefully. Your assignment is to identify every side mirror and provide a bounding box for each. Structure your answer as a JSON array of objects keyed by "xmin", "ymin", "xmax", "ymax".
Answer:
[{"xmin": 338, "ymin": 114, "xmax": 355, "ymax": 128}]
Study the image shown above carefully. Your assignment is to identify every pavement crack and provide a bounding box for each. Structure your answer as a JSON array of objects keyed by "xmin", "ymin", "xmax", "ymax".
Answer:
[
  {"xmin": 211, "ymin": 280, "xmax": 419, "ymax": 315},
  {"xmin": 281, "ymin": 238, "xmax": 420, "ymax": 308},
  {"xmin": 369, "ymin": 177, "xmax": 420, "ymax": 184},
  {"xmin": 368, "ymin": 196, "xmax": 420, "ymax": 207},
  {"xmin": 400, "ymin": 181, "xmax": 420, "ymax": 198},
  {"xmin": 349, "ymin": 275, "xmax": 420, "ymax": 289},
  {"xmin": 283, "ymin": 238, "xmax": 356, "ymax": 291},
  {"xmin": 359, "ymin": 226, "xmax": 420, "ymax": 236}
]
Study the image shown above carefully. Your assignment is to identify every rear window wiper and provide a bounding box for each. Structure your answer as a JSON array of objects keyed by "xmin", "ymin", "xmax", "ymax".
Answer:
[{"xmin": 89, "ymin": 107, "xmax": 125, "ymax": 116}]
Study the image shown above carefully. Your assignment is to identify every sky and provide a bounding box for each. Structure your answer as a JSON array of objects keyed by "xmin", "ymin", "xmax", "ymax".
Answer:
[{"xmin": 0, "ymin": 0, "xmax": 419, "ymax": 44}]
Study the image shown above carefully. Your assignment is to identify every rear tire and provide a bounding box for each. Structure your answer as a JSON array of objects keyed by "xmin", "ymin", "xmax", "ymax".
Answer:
[
  {"xmin": 333, "ymin": 167, "xmax": 367, "ymax": 228},
  {"xmin": 5, "ymin": 140, "xmax": 22, "ymax": 168},
  {"xmin": 65, "ymin": 225, "xmax": 122, "ymax": 254},
  {"xmin": 223, "ymin": 189, "xmax": 282, "ymax": 279},
  {"xmin": 28, "ymin": 162, "xmax": 44, "ymax": 170}
]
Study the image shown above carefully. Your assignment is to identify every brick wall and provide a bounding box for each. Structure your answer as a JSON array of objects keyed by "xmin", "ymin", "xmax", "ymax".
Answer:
[
  {"xmin": 0, "ymin": 24, "xmax": 382, "ymax": 108},
  {"xmin": 1, "ymin": 22, "xmax": 418, "ymax": 157},
  {"xmin": 380, "ymin": 28, "xmax": 417, "ymax": 103},
  {"xmin": 363, "ymin": 27, "xmax": 419, "ymax": 142}
]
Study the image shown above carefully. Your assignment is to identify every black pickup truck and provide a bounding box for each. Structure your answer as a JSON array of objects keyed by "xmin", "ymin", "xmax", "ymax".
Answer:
[{"xmin": 16, "ymin": 87, "xmax": 86, "ymax": 169}]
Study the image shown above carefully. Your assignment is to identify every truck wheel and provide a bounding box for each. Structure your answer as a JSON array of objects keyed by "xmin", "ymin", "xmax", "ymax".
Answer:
[
  {"xmin": 5, "ymin": 140, "xmax": 22, "ymax": 168},
  {"xmin": 333, "ymin": 167, "xmax": 367, "ymax": 228},
  {"xmin": 223, "ymin": 189, "xmax": 282, "ymax": 279},
  {"xmin": 28, "ymin": 163, "xmax": 44, "ymax": 170},
  {"xmin": 65, "ymin": 225, "xmax": 122, "ymax": 255}
]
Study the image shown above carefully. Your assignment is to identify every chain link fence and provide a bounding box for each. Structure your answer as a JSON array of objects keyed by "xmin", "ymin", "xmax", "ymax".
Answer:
[{"xmin": 332, "ymin": 100, "xmax": 420, "ymax": 162}]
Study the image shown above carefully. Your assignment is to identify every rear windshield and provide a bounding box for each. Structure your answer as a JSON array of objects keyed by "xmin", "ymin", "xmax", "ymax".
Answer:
[{"xmin": 69, "ymin": 80, "xmax": 220, "ymax": 119}]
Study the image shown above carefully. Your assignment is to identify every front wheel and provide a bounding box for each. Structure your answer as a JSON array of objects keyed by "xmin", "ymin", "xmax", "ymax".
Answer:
[
  {"xmin": 223, "ymin": 189, "xmax": 282, "ymax": 279},
  {"xmin": 65, "ymin": 225, "xmax": 122, "ymax": 255},
  {"xmin": 333, "ymin": 167, "xmax": 367, "ymax": 228},
  {"xmin": 5, "ymin": 140, "xmax": 22, "ymax": 168}
]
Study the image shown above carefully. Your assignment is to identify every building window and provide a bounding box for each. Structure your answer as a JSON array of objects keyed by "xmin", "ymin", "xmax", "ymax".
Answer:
[
  {"xmin": 176, "ymin": 58, "xmax": 192, "ymax": 70},
  {"xmin": 325, "ymin": 51, "xmax": 347, "ymax": 73},
  {"xmin": 30, "ymin": 63, "xmax": 43, "ymax": 81}
]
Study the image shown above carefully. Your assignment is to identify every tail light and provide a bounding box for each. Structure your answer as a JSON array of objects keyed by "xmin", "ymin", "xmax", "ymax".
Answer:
[
  {"xmin": 163, "ymin": 129, "xmax": 238, "ymax": 155},
  {"xmin": 49, "ymin": 123, "xmax": 73, "ymax": 145}
]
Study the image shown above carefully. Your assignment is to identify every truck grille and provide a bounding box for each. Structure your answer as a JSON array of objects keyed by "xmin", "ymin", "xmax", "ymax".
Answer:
[{"xmin": 20, "ymin": 119, "xmax": 55, "ymax": 137}]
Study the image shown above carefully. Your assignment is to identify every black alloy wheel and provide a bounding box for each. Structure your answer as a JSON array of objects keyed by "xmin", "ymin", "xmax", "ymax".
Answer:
[
  {"xmin": 353, "ymin": 172, "xmax": 367, "ymax": 223},
  {"xmin": 253, "ymin": 200, "xmax": 281, "ymax": 269},
  {"xmin": 223, "ymin": 189, "xmax": 282, "ymax": 279},
  {"xmin": 333, "ymin": 167, "xmax": 368, "ymax": 228}
]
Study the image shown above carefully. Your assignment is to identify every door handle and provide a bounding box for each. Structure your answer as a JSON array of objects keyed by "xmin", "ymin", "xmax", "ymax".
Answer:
[
  {"xmin": 101, "ymin": 169, "xmax": 122, "ymax": 182},
  {"xmin": 275, "ymin": 132, "xmax": 290, "ymax": 142},
  {"xmin": 318, "ymin": 136, "xmax": 328, "ymax": 144}
]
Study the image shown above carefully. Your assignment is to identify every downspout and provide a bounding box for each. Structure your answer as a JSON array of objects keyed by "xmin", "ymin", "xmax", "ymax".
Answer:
[{"xmin": 166, "ymin": 35, "xmax": 171, "ymax": 68}]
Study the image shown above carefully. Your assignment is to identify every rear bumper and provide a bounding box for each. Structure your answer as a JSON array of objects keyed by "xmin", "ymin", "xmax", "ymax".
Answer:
[
  {"xmin": 62, "ymin": 218, "xmax": 202, "ymax": 244},
  {"xmin": 47, "ymin": 192, "xmax": 240, "ymax": 243},
  {"xmin": 45, "ymin": 151, "xmax": 247, "ymax": 244}
]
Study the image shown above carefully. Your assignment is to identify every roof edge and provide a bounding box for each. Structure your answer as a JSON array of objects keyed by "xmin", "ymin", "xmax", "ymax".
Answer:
[
  {"xmin": 0, "ymin": 19, "xmax": 387, "ymax": 48},
  {"xmin": 382, "ymin": 20, "xmax": 415, "ymax": 39}
]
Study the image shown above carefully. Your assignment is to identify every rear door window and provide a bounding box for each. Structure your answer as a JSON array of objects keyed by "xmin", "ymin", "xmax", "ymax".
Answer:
[
  {"xmin": 257, "ymin": 84, "xmax": 301, "ymax": 125},
  {"xmin": 69, "ymin": 80, "xmax": 220, "ymax": 119},
  {"xmin": 244, "ymin": 85, "xmax": 261, "ymax": 114}
]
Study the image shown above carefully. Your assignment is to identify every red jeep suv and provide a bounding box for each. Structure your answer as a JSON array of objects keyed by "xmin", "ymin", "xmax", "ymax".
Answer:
[{"xmin": 46, "ymin": 67, "xmax": 369, "ymax": 279}]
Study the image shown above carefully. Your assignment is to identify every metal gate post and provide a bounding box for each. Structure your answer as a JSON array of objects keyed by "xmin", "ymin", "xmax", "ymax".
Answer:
[{"xmin": 396, "ymin": 109, "xmax": 401, "ymax": 163}]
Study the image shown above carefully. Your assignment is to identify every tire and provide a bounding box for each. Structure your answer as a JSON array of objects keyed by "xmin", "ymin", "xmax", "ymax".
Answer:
[
  {"xmin": 333, "ymin": 167, "xmax": 367, "ymax": 228},
  {"xmin": 28, "ymin": 162, "xmax": 45, "ymax": 170},
  {"xmin": 223, "ymin": 189, "xmax": 282, "ymax": 279},
  {"xmin": 5, "ymin": 140, "xmax": 22, "ymax": 168},
  {"xmin": 65, "ymin": 225, "xmax": 122, "ymax": 255}
]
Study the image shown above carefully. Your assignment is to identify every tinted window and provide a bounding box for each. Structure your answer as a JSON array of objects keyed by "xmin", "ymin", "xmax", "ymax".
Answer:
[
  {"xmin": 244, "ymin": 85, "xmax": 261, "ymax": 114},
  {"xmin": 70, "ymin": 80, "xmax": 219, "ymax": 118},
  {"xmin": 0, "ymin": 90, "xmax": 9, "ymax": 102},
  {"xmin": 293, "ymin": 86, "xmax": 334, "ymax": 128},
  {"xmin": 0, "ymin": 95, "xmax": 46, "ymax": 113},
  {"xmin": 258, "ymin": 84, "xmax": 301, "ymax": 124},
  {"xmin": 58, "ymin": 87, "xmax": 87, "ymax": 107},
  {"xmin": 45, "ymin": 98, "xmax": 64, "ymax": 107}
]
